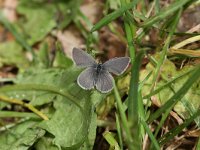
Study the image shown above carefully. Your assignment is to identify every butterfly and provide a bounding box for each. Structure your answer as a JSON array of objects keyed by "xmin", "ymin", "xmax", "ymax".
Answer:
[{"xmin": 72, "ymin": 48, "xmax": 130, "ymax": 93}]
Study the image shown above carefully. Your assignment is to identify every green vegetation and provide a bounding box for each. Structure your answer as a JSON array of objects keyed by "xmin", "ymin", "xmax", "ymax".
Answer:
[{"xmin": 0, "ymin": 0, "xmax": 199, "ymax": 149}]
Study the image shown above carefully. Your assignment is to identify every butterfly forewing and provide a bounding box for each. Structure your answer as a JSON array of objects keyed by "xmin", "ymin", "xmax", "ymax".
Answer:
[
  {"xmin": 72, "ymin": 48, "xmax": 96, "ymax": 67},
  {"xmin": 95, "ymin": 71, "xmax": 114, "ymax": 93},
  {"xmin": 102, "ymin": 57, "xmax": 130, "ymax": 75},
  {"xmin": 77, "ymin": 67, "xmax": 96, "ymax": 90}
]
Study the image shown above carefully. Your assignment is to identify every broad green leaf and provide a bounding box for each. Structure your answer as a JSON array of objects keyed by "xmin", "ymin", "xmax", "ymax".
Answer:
[
  {"xmin": 17, "ymin": 0, "xmax": 81, "ymax": 45},
  {"xmin": 141, "ymin": 55, "xmax": 200, "ymax": 122},
  {"xmin": 8, "ymin": 68, "xmax": 68, "ymax": 106},
  {"xmin": 149, "ymin": 65, "xmax": 200, "ymax": 122},
  {"xmin": 17, "ymin": 1, "xmax": 57, "ymax": 45},
  {"xmin": 38, "ymin": 98, "xmax": 87, "ymax": 148},
  {"xmin": 1, "ymin": 65, "xmax": 98, "ymax": 149},
  {"xmin": 35, "ymin": 111, "xmax": 97, "ymax": 150},
  {"xmin": 53, "ymin": 49, "xmax": 73, "ymax": 68},
  {"xmin": 34, "ymin": 136, "xmax": 59, "ymax": 150},
  {"xmin": 37, "ymin": 83, "xmax": 97, "ymax": 148},
  {"xmin": 81, "ymin": 110, "xmax": 97, "ymax": 150},
  {"xmin": 0, "ymin": 41, "xmax": 29, "ymax": 68},
  {"xmin": 0, "ymin": 120, "xmax": 45, "ymax": 150}
]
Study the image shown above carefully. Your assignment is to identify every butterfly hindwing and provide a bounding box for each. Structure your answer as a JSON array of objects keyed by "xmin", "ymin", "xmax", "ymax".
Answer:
[
  {"xmin": 77, "ymin": 67, "xmax": 96, "ymax": 90},
  {"xmin": 95, "ymin": 71, "xmax": 114, "ymax": 93}
]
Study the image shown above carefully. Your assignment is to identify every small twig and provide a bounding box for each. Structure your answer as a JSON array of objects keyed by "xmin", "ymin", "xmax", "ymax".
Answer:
[
  {"xmin": 171, "ymin": 35, "xmax": 200, "ymax": 49},
  {"xmin": 169, "ymin": 48, "xmax": 200, "ymax": 57},
  {"xmin": 0, "ymin": 94, "xmax": 49, "ymax": 120},
  {"xmin": 186, "ymin": 24, "xmax": 200, "ymax": 33}
]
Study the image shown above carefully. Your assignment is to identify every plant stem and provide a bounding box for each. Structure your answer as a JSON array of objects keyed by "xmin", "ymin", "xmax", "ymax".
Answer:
[{"xmin": 0, "ymin": 94, "xmax": 48, "ymax": 120}]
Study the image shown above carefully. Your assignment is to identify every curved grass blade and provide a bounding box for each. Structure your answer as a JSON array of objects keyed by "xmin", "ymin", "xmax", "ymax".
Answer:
[
  {"xmin": 115, "ymin": 113, "xmax": 123, "ymax": 149},
  {"xmin": 91, "ymin": 0, "xmax": 139, "ymax": 32},
  {"xmin": 140, "ymin": 119, "xmax": 160, "ymax": 150},
  {"xmin": 141, "ymin": 0, "xmax": 191, "ymax": 28}
]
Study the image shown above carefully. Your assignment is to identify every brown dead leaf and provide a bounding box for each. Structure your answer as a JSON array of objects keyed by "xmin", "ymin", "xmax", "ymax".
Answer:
[
  {"xmin": 187, "ymin": 24, "xmax": 200, "ymax": 33},
  {"xmin": 52, "ymin": 26, "xmax": 84, "ymax": 59},
  {"xmin": 178, "ymin": 5, "xmax": 200, "ymax": 32},
  {"xmin": 3, "ymin": 0, "xmax": 18, "ymax": 22},
  {"xmin": 81, "ymin": 1, "xmax": 127, "ymax": 60},
  {"xmin": 99, "ymin": 27, "xmax": 127, "ymax": 59},
  {"xmin": 52, "ymin": 1, "xmax": 103, "ymax": 59},
  {"xmin": 80, "ymin": 1, "xmax": 103, "ymax": 25},
  {"xmin": 151, "ymin": 96, "xmax": 184, "ymax": 124},
  {"xmin": 0, "ymin": 66, "xmax": 16, "ymax": 78},
  {"xmin": 151, "ymin": 96, "xmax": 162, "ymax": 107},
  {"xmin": 165, "ymin": 137, "xmax": 195, "ymax": 150},
  {"xmin": 0, "ymin": 0, "xmax": 4, "ymax": 7},
  {"xmin": 186, "ymin": 129, "xmax": 200, "ymax": 137}
]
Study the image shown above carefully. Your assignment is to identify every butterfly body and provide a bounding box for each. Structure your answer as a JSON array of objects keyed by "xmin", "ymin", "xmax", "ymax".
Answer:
[
  {"xmin": 72, "ymin": 48, "xmax": 130, "ymax": 93},
  {"xmin": 93, "ymin": 63, "xmax": 103, "ymax": 84},
  {"xmin": 96, "ymin": 64, "xmax": 103, "ymax": 74}
]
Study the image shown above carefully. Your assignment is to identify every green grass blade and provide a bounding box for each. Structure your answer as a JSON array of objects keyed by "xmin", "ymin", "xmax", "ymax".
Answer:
[
  {"xmin": 120, "ymin": 0, "xmax": 138, "ymax": 62},
  {"xmin": 148, "ymin": 65, "xmax": 200, "ymax": 123},
  {"xmin": 197, "ymin": 137, "xmax": 200, "ymax": 150},
  {"xmin": 150, "ymin": 8, "xmax": 182, "ymax": 92},
  {"xmin": 141, "ymin": 0, "xmax": 191, "ymax": 28},
  {"xmin": 128, "ymin": 51, "xmax": 144, "ymax": 122},
  {"xmin": 159, "ymin": 108, "xmax": 200, "ymax": 145},
  {"xmin": 140, "ymin": 119, "xmax": 160, "ymax": 150},
  {"xmin": 181, "ymin": 98, "xmax": 200, "ymax": 126},
  {"xmin": 139, "ymin": 71, "xmax": 152, "ymax": 91},
  {"xmin": 144, "ymin": 8, "xmax": 182, "ymax": 112},
  {"xmin": 155, "ymin": 0, "xmax": 160, "ymax": 14},
  {"xmin": 0, "ymin": 111, "xmax": 40, "ymax": 119},
  {"xmin": 127, "ymin": 51, "xmax": 144, "ymax": 149},
  {"xmin": 0, "ymin": 13, "xmax": 34, "ymax": 57},
  {"xmin": 91, "ymin": 0, "xmax": 139, "ymax": 32},
  {"xmin": 153, "ymin": 107, "xmax": 171, "ymax": 138},
  {"xmin": 133, "ymin": 11, "xmax": 200, "ymax": 36},
  {"xmin": 121, "ymin": 71, "xmax": 152, "ymax": 116},
  {"xmin": 115, "ymin": 113, "xmax": 123, "ymax": 149},
  {"xmin": 113, "ymin": 82, "xmax": 134, "ymax": 150}
]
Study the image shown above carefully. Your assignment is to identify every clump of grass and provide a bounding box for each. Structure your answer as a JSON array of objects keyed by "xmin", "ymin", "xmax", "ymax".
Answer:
[{"xmin": 92, "ymin": 0, "xmax": 200, "ymax": 149}]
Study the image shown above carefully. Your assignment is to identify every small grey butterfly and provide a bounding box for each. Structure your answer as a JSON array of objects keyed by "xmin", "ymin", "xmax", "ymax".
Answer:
[{"xmin": 72, "ymin": 48, "xmax": 130, "ymax": 93}]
